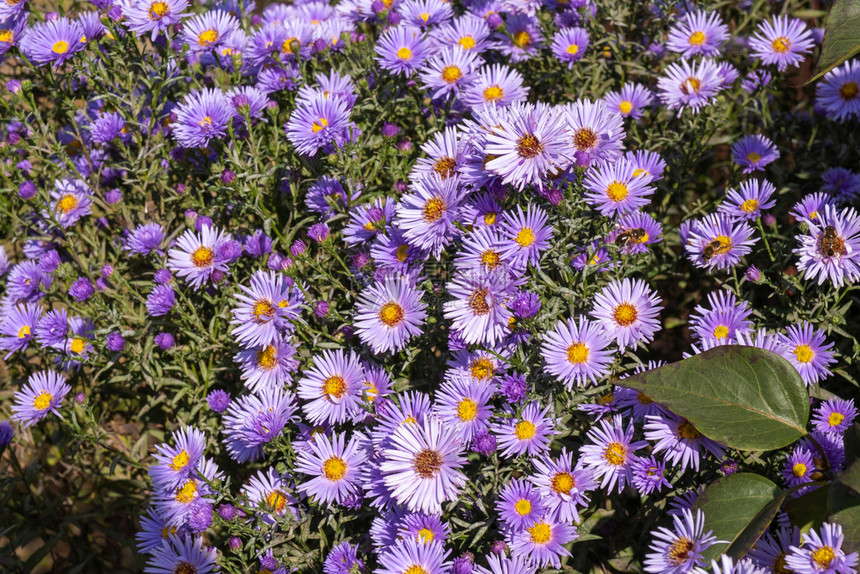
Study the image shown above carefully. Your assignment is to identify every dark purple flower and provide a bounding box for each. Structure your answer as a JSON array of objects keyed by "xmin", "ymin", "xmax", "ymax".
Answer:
[
  {"xmin": 267, "ymin": 252, "xmax": 286, "ymax": 270},
  {"xmin": 69, "ymin": 277, "xmax": 94, "ymax": 301},
  {"xmin": 106, "ymin": 331, "xmax": 126, "ymax": 352},
  {"xmin": 147, "ymin": 285, "xmax": 175, "ymax": 317},
  {"xmin": 500, "ymin": 372, "xmax": 528, "ymax": 403},
  {"xmin": 154, "ymin": 269, "xmax": 172, "ymax": 284},
  {"xmin": 308, "ymin": 222, "xmax": 330, "ymax": 243},
  {"xmin": 511, "ymin": 291, "xmax": 541, "ymax": 319},
  {"xmin": 490, "ymin": 540, "xmax": 507, "ymax": 555},
  {"xmin": 195, "ymin": 215, "xmax": 214, "ymax": 231},
  {"xmin": 216, "ymin": 239, "xmax": 243, "ymax": 264},
  {"xmin": 154, "ymin": 332, "xmax": 175, "ymax": 350},
  {"xmin": 763, "ymin": 214, "xmax": 776, "ymax": 226},
  {"xmin": 19, "ymin": 180, "xmax": 37, "ymax": 199},
  {"xmin": 351, "ymin": 251, "xmax": 371, "ymax": 269},
  {"xmin": 220, "ymin": 169, "xmax": 235, "ymax": 185},
  {"xmin": 745, "ymin": 265, "xmax": 761, "ymax": 282},
  {"xmin": 453, "ymin": 555, "xmax": 474, "ymax": 574},
  {"xmin": 174, "ymin": 183, "xmax": 186, "ymax": 194},
  {"xmin": 6, "ymin": 80, "xmax": 21, "ymax": 93},
  {"xmin": 38, "ymin": 250, "xmax": 62, "ymax": 273},
  {"xmin": 471, "ymin": 430, "xmax": 497, "ymax": 455},
  {"xmin": 188, "ymin": 500, "xmax": 213, "ymax": 532},
  {"xmin": 36, "ymin": 309, "xmax": 68, "ymax": 347},
  {"xmin": 228, "ymin": 537, "xmax": 241, "ymax": 551},
  {"xmin": 96, "ymin": 278, "xmax": 109, "ymax": 290},
  {"xmin": 382, "ymin": 123, "xmax": 400, "ymax": 138},
  {"xmin": 75, "ymin": 392, "xmax": 87, "ymax": 403},
  {"xmin": 108, "ymin": 5, "xmax": 122, "ymax": 20},
  {"xmin": 207, "ymin": 389, "xmax": 231, "ymax": 413},
  {"xmin": 126, "ymin": 223, "xmax": 164, "ymax": 256},
  {"xmin": 243, "ymin": 230, "xmax": 272, "ymax": 258},
  {"xmin": 101, "ymin": 264, "xmax": 113, "ymax": 278},
  {"xmin": 105, "ymin": 189, "xmax": 123, "ymax": 204},
  {"xmin": 314, "ymin": 300, "xmax": 329, "ymax": 318},
  {"xmin": 720, "ymin": 460, "xmax": 739, "ymax": 476},
  {"xmin": 341, "ymin": 491, "xmax": 364, "ymax": 510},
  {"xmin": 217, "ymin": 504, "xmax": 237, "ymax": 521},
  {"xmin": 290, "ymin": 239, "xmax": 307, "ymax": 257},
  {"xmin": 396, "ymin": 139, "xmax": 412, "ymax": 152},
  {"xmin": 260, "ymin": 556, "xmax": 278, "ymax": 571},
  {"xmin": 388, "ymin": 11, "xmax": 401, "ymax": 25},
  {"xmin": 0, "ymin": 421, "xmax": 13, "ymax": 448}
]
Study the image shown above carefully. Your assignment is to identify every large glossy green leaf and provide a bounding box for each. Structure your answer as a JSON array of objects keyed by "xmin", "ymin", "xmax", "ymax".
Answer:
[
  {"xmin": 693, "ymin": 473, "xmax": 784, "ymax": 560},
  {"xmin": 619, "ymin": 346, "xmax": 809, "ymax": 451},
  {"xmin": 809, "ymin": 0, "xmax": 860, "ymax": 83}
]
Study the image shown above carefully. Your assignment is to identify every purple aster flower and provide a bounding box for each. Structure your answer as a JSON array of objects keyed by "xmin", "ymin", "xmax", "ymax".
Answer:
[
  {"xmin": 144, "ymin": 535, "xmax": 218, "ymax": 574},
  {"xmin": 657, "ymin": 58, "xmax": 726, "ymax": 115},
  {"xmin": 49, "ymin": 178, "xmax": 93, "ymax": 229},
  {"xmin": 382, "ymin": 123, "xmax": 401, "ymax": 138},
  {"xmin": 541, "ymin": 316, "xmax": 613, "ymax": 389},
  {"xmin": 471, "ymin": 429, "xmax": 497, "ymax": 455},
  {"xmin": 496, "ymin": 14, "xmax": 543, "ymax": 63},
  {"xmin": 154, "ymin": 269, "xmax": 172, "ymax": 285},
  {"xmin": 297, "ymin": 349, "xmax": 365, "ymax": 425},
  {"xmin": 18, "ymin": 180, "xmax": 38, "ymax": 199},
  {"xmin": 580, "ymin": 415, "xmax": 648, "ymax": 493},
  {"xmin": 167, "ymin": 225, "xmax": 234, "ymax": 290},
  {"xmin": 379, "ymin": 416, "xmax": 467, "ymax": 514},
  {"xmin": 105, "ymin": 189, "xmax": 122, "ymax": 204},
  {"xmin": 227, "ymin": 85, "xmax": 269, "ymax": 124},
  {"xmin": 749, "ymin": 16, "xmax": 815, "ymax": 72},
  {"xmin": 0, "ymin": 420, "xmax": 13, "ymax": 448},
  {"xmin": 732, "ymin": 135, "xmax": 780, "ymax": 174},
  {"xmin": 475, "ymin": 554, "xmax": 535, "ymax": 574},
  {"xmin": 206, "ymin": 389, "xmax": 231, "ymax": 413},
  {"xmin": 285, "ymin": 93, "xmax": 352, "ymax": 157},
  {"xmin": 785, "ymin": 522, "xmax": 859, "ymax": 574},
  {"xmin": 666, "ymin": 9, "xmax": 729, "ymax": 58},
  {"xmin": 296, "ymin": 431, "xmax": 367, "ymax": 506},
  {"xmin": 508, "ymin": 515, "xmax": 577, "ymax": 569},
  {"xmin": 434, "ymin": 376, "xmax": 494, "ymax": 442},
  {"xmin": 794, "ymin": 205, "xmax": 860, "ymax": 287},
  {"xmin": 644, "ymin": 412, "xmax": 726, "ymax": 472},
  {"xmin": 375, "ymin": 25, "xmax": 431, "ymax": 76},
  {"xmin": 496, "ymin": 477, "xmax": 545, "ymax": 531},
  {"xmin": 396, "ymin": 174, "xmax": 466, "ymax": 258},
  {"xmin": 309, "ymin": 222, "xmax": 331, "ymax": 243},
  {"xmin": 812, "ymin": 398, "xmax": 857, "ymax": 435},
  {"xmin": 0, "ymin": 303, "xmax": 41, "ymax": 358},
  {"xmin": 821, "ymin": 168, "xmax": 860, "ymax": 204},
  {"xmin": 564, "ymin": 99, "xmax": 625, "ymax": 166},
  {"xmin": 412, "ymin": 126, "xmax": 468, "ymax": 183},
  {"xmin": 11, "ymin": 370, "xmax": 71, "ymax": 427},
  {"xmin": 222, "ymin": 388, "xmax": 296, "ymax": 463},
  {"xmin": 434, "ymin": 15, "xmax": 491, "ymax": 53},
  {"xmin": 397, "ymin": 512, "xmax": 451, "ymax": 547},
  {"xmin": 720, "ymin": 179, "xmax": 777, "ymax": 221},
  {"xmin": 106, "ymin": 331, "xmax": 125, "ymax": 352},
  {"xmin": 324, "ymin": 542, "xmax": 364, "ymax": 574},
  {"xmin": 686, "ymin": 213, "xmax": 758, "ymax": 271},
  {"xmin": 749, "ymin": 527, "xmax": 800, "ymax": 574},
  {"xmin": 19, "ymin": 17, "xmax": 86, "ymax": 68},
  {"xmin": 401, "ymin": 0, "xmax": 453, "ymax": 28},
  {"xmin": 779, "ymin": 322, "xmax": 836, "ymax": 386},
  {"xmin": 492, "ymin": 401, "xmax": 557, "ymax": 458},
  {"xmin": 146, "ymin": 284, "xmax": 175, "ymax": 317},
  {"xmin": 377, "ymin": 540, "xmax": 450, "ymax": 574},
  {"xmin": 611, "ymin": 211, "xmax": 663, "ymax": 254},
  {"xmin": 230, "ymin": 270, "xmax": 304, "ymax": 347},
  {"xmin": 172, "ymin": 88, "xmax": 232, "ymax": 149},
  {"xmin": 511, "ymin": 290, "xmax": 541, "ymax": 319},
  {"xmin": 180, "ymin": 9, "xmax": 239, "ymax": 52},
  {"xmin": 604, "ymin": 82, "xmax": 654, "ymax": 120},
  {"xmin": 688, "ymin": 290, "xmax": 753, "ymax": 344},
  {"xmin": 590, "ymin": 278, "xmax": 662, "ymax": 350},
  {"xmin": 418, "ymin": 45, "xmax": 481, "ymax": 100},
  {"xmin": 781, "ymin": 446, "xmax": 817, "ymax": 489},
  {"xmin": 154, "ymin": 332, "xmax": 175, "ymax": 350},
  {"xmin": 126, "ymin": 223, "xmax": 165, "ymax": 256},
  {"xmin": 355, "ymin": 275, "xmax": 427, "ymax": 353},
  {"xmin": 68, "ymin": 277, "xmax": 94, "ymax": 301},
  {"xmin": 530, "ymin": 447, "xmax": 597, "ymax": 523},
  {"xmin": 89, "ymin": 111, "xmax": 128, "ymax": 144},
  {"xmin": 498, "ymin": 203, "xmax": 554, "ymax": 268},
  {"xmin": 551, "ymin": 26, "xmax": 589, "ymax": 68},
  {"xmin": 461, "ymin": 63, "xmax": 529, "ymax": 109},
  {"xmin": 499, "ymin": 371, "xmax": 528, "ymax": 402},
  {"xmin": 584, "ymin": 158, "xmax": 654, "ymax": 216},
  {"xmin": 817, "ymin": 60, "xmax": 860, "ymax": 122},
  {"xmin": 443, "ymin": 269, "xmax": 517, "ymax": 346},
  {"xmin": 35, "ymin": 309, "xmax": 68, "ymax": 349},
  {"xmin": 631, "ymin": 455, "xmax": 672, "ymax": 495},
  {"xmin": 233, "ymin": 339, "xmax": 298, "ymax": 393},
  {"xmin": 124, "ymin": 0, "xmax": 189, "ymax": 41},
  {"xmin": 149, "ymin": 426, "xmax": 207, "ymax": 490},
  {"xmin": 644, "ymin": 509, "xmax": 718, "ymax": 574},
  {"xmin": 243, "ymin": 230, "xmax": 272, "ymax": 258}
]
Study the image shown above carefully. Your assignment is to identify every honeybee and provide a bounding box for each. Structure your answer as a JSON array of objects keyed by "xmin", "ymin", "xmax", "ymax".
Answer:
[
  {"xmin": 820, "ymin": 225, "xmax": 844, "ymax": 258},
  {"xmin": 702, "ymin": 238, "xmax": 724, "ymax": 261},
  {"xmin": 615, "ymin": 228, "xmax": 647, "ymax": 249}
]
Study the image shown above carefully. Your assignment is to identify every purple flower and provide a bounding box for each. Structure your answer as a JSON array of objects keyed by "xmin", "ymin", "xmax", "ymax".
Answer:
[
  {"xmin": 19, "ymin": 17, "xmax": 86, "ymax": 68},
  {"xmin": 154, "ymin": 269, "xmax": 172, "ymax": 284},
  {"xmin": 146, "ymin": 284, "xmax": 175, "ymax": 317},
  {"xmin": 154, "ymin": 332, "xmax": 175, "ymax": 350},
  {"xmin": 309, "ymin": 222, "xmax": 331, "ymax": 243},
  {"xmin": 382, "ymin": 123, "xmax": 400, "ymax": 138},
  {"xmin": 511, "ymin": 290, "xmax": 541, "ymax": 319},
  {"xmin": 217, "ymin": 504, "xmax": 237, "ymax": 521},
  {"xmin": 500, "ymin": 372, "xmax": 528, "ymax": 402},
  {"xmin": 471, "ymin": 429, "xmax": 497, "ymax": 455},
  {"xmin": 106, "ymin": 331, "xmax": 126, "ymax": 352},
  {"xmin": 0, "ymin": 420, "xmax": 13, "ymax": 447},
  {"xmin": 207, "ymin": 389, "xmax": 231, "ymax": 413},
  {"xmin": 126, "ymin": 223, "xmax": 165, "ymax": 256},
  {"xmin": 243, "ymin": 230, "xmax": 273, "ymax": 258},
  {"xmin": 172, "ymin": 88, "xmax": 233, "ymax": 148},
  {"xmin": 69, "ymin": 277, "xmax": 95, "ymax": 301},
  {"xmin": 19, "ymin": 180, "xmax": 37, "ymax": 199}
]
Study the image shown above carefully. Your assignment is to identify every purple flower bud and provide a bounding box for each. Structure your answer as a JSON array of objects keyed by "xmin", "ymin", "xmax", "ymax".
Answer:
[
  {"xmin": 106, "ymin": 189, "xmax": 123, "ymax": 204},
  {"xmin": 250, "ymin": 13, "xmax": 261, "ymax": 26},
  {"xmin": 351, "ymin": 251, "xmax": 371, "ymax": 269},
  {"xmin": 6, "ymin": 79, "xmax": 21, "ymax": 93},
  {"xmin": 210, "ymin": 269, "xmax": 226, "ymax": 284},
  {"xmin": 471, "ymin": 430, "xmax": 497, "ymax": 455},
  {"xmin": 69, "ymin": 277, "xmax": 95, "ymax": 301},
  {"xmin": 106, "ymin": 331, "xmax": 126, "ymax": 352},
  {"xmin": 394, "ymin": 180, "xmax": 409, "ymax": 193},
  {"xmin": 338, "ymin": 324, "xmax": 355, "ymax": 339},
  {"xmin": 453, "ymin": 555, "xmax": 473, "ymax": 574},
  {"xmin": 184, "ymin": 209, "xmax": 196, "ymax": 219},
  {"xmin": 195, "ymin": 215, "xmax": 213, "ymax": 231},
  {"xmin": 315, "ymin": 300, "xmax": 330, "ymax": 318},
  {"xmin": 207, "ymin": 389, "xmax": 231, "ymax": 413},
  {"xmin": 745, "ymin": 265, "xmax": 761, "ymax": 282},
  {"xmin": 763, "ymin": 213, "xmax": 776, "ymax": 226},
  {"xmin": 188, "ymin": 500, "xmax": 213, "ymax": 532},
  {"xmin": 720, "ymin": 459, "xmax": 739, "ymax": 476},
  {"xmin": 388, "ymin": 11, "xmax": 401, "ymax": 25},
  {"xmin": 381, "ymin": 122, "xmax": 400, "ymax": 138},
  {"xmin": 486, "ymin": 12, "xmax": 503, "ymax": 29},
  {"xmin": 154, "ymin": 332, "xmax": 175, "ymax": 350},
  {"xmin": 96, "ymin": 277, "xmax": 109, "ymax": 290},
  {"xmin": 228, "ymin": 537, "xmax": 242, "ymax": 551},
  {"xmin": 217, "ymin": 504, "xmax": 237, "ymax": 521},
  {"xmin": 101, "ymin": 264, "xmax": 114, "ymax": 278},
  {"xmin": 371, "ymin": 0, "xmax": 385, "ymax": 13},
  {"xmin": 500, "ymin": 372, "xmax": 528, "ymax": 403},
  {"xmin": 244, "ymin": 230, "xmax": 272, "ymax": 258},
  {"xmin": 267, "ymin": 252, "xmax": 285, "ymax": 270},
  {"xmin": 490, "ymin": 540, "xmax": 507, "ymax": 555},
  {"xmin": 366, "ymin": 206, "xmax": 385, "ymax": 224},
  {"xmin": 260, "ymin": 556, "xmax": 278, "ymax": 571},
  {"xmin": 396, "ymin": 139, "xmax": 412, "ymax": 152},
  {"xmin": 511, "ymin": 290, "xmax": 541, "ymax": 319},
  {"xmin": 0, "ymin": 420, "xmax": 13, "ymax": 447},
  {"xmin": 75, "ymin": 392, "xmax": 87, "ymax": 404},
  {"xmin": 174, "ymin": 183, "xmax": 186, "ymax": 194},
  {"xmin": 312, "ymin": 38, "xmax": 326, "ymax": 53},
  {"xmin": 308, "ymin": 222, "xmax": 330, "ymax": 243},
  {"xmin": 280, "ymin": 257, "xmax": 294, "ymax": 270},
  {"xmin": 290, "ymin": 239, "xmax": 307, "ymax": 257},
  {"xmin": 154, "ymin": 269, "xmax": 173, "ymax": 284},
  {"xmin": 18, "ymin": 180, "xmax": 37, "ymax": 199},
  {"xmin": 220, "ymin": 169, "xmax": 235, "ymax": 185},
  {"xmin": 39, "ymin": 250, "xmax": 61, "ymax": 273},
  {"xmin": 45, "ymin": 11, "xmax": 59, "ymax": 22}
]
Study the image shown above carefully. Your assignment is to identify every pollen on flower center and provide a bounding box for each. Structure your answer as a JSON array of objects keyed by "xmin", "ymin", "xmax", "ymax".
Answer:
[
  {"xmin": 840, "ymin": 81, "xmax": 860, "ymax": 101},
  {"xmin": 175, "ymin": 479, "xmax": 197, "ymax": 504},
  {"xmin": 256, "ymin": 345, "xmax": 277, "ymax": 370},
  {"xmin": 606, "ymin": 182, "xmax": 629, "ymax": 202},
  {"xmin": 603, "ymin": 441, "xmax": 627, "ymax": 465},
  {"xmin": 680, "ymin": 76, "xmax": 701, "ymax": 95},
  {"xmin": 52, "ymin": 40, "xmax": 69, "ymax": 54},
  {"xmin": 170, "ymin": 450, "xmax": 190, "ymax": 471},
  {"xmin": 515, "ymin": 420, "xmax": 536, "ymax": 440},
  {"xmin": 70, "ymin": 338, "xmax": 86, "ymax": 354},
  {"xmin": 58, "ymin": 194, "xmax": 79, "ymax": 213},
  {"xmin": 378, "ymin": 302, "xmax": 405, "ymax": 327},
  {"xmin": 191, "ymin": 246, "xmax": 214, "ymax": 268},
  {"xmin": 252, "ymin": 299, "xmax": 276, "ymax": 322},
  {"xmin": 323, "ymin": 375, "xmax": 347, "ymax": 398},
  {"xmin": 416, "ymin": 528, "xmax": 434, "ymax": 543},
  {"xmin": 198, "ymin": 29, "xmax": 218, "ymax": 46},
  {"xmin": 792, "ymin": 462, "xmax": 807, "ymax": 477},
  {"xmin": 457, "ymin": 398, "xmax": 478, "ymax": 421},
  {"xmin": 441, "ymin": 65, "xmax": 462, "ymax": 84},
  {"xmin": 312, "ymin": 117, "xmax": 329, "ymax": 133},
  {"xmin": 566, "ymin": 342, "xmax": 589, "ymax": 364},
  {"xmin": 483, "ymin": 85, "xmax": 504, "ymax": 101},
  {"xmin": 528, "ymin": 522, "xmax": 551, "ymax": 544},
  {"xmin": 18, "ymin": 325, "xmax": 30, "ymax": 338},
  {"xmin": 396, "ymin": 244, "xmax": 410, "ymax": 262},
  {"xmin": 551, "ymin": 471, "xmax": 575, "ymax": 494},
  {"xmin": 689, "ymin": 31, "xmax": 706, "ymax": 45},
  {"xmin": 397, "ymin": 46, "xmax": 412, "ymax": 60},
  {"xmin": 481, "ymin": 249, "xmax": 501, "ymax": 269},
  {"xmin": 513, "ymin": 31, "xmax": 530, "ymax": 48},
  {"xmin": 713, "ymin": 325, "xmax": 729, "ymax": 339},
  {"xmin": 573, "ymin": 127, "xmax": 597, "ymax": 151},
  {"xmin": 266, "ymin": 489, "xmax": 288, "ymax": 512},
  {"xmin": 829, "ymin": 412, "xmax": 846, "ymax": 427},
  {"xmin": 667, "ymin": 537, "xmax": 695, "ymax": 565},
  {"xmin": 404, "ymin": 566, "xmax": 428, "ymax": 574},
  {"xmin": 741, "ymin": 199, "xmax": 760, "ymax": 213},
  {"xmin": 433, "ymin": 156, "xmax": 457, "ymax": 178},
  {"xmin": 515, "ymin": 227, "xmax": 536, "ymax": 247},
  {"xmin": 468, "ymin": 288, "xmax": 491, "ymax": 316},
  {"xmin": 619, "ymin": 100, "xmax": 633, "ymax": 115},
  {"xmin": 746, "ymin": 152, "xmax": 761, "ymax": 164},
  {"xmin": 33, "ymin": 391, "xmax": 52, "ymax": 410},
  {"xmin": 0, "ymin": 30, "xmax": 13, "ymax": 43},
  {"xmin": 811, "ymin": 546, "xmax": 836, "ymax": 569},
  {"xmin": 612, "ymin": 302, "xmax": 638, "ymax": 326},
  {"xmin": 516, "ymin": 134, "xmax": 544, "ymax": 159},
  {"xmin": 458, "ymin": 36, "xmax": 475, "ymax": 50},
  {"xmin": 484, "ymin": 211, "xmax": 497, "ymax": 225},
  {"xmin": 149, "ymin": 1, "xmax": 168, "ymax": 19},
  {"xmin": 514, "ymin": 498, "xmax": 532, "ymax": 515},
  {"xmin": 174, "ymin": 561, "xmax": 196, "ymax": 574},
  {"xmin": 771, "ymin": 36, "xmax": 791, "ymax": 53},
  {"xmin": 793, "ymin": 344, "xmax": 814, "ymax": 363},
  {"xmin": 566, "ymin": 43, "xmax": 579, "ymax": 55},
  {"xmin": 412, "ymin": 448, "xmax": 443, "ymax": 478},
  {"xmin": 677, "ymin": 418, "xmax": 702, "ymax": 440},
  {"xmin": 469, "ymin": 357, "xmax": 493, "ymax": 380},
  {"xmin": 323, "ymin": 456, "xmax": 347, "ymax": 481},
  {"xmin": 422, "ymin": 196, "xmax": 447, "ymax": 222}
]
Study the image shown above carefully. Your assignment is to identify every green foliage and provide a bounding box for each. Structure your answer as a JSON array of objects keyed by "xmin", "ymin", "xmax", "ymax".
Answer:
[{"xmin": 809, "ymin": 0, "xmax": 860, "ymax": 82}]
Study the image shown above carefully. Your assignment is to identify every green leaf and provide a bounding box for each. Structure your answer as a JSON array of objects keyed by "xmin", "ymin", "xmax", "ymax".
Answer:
[
  {"xmin": 692, "ymin": 473, "xmax": 784, "ymax": 560},
  {"xmin": 809, "ymin": 0, "xmax": 860, "ymax": 83},
  {"xmin": 785, "ymin": 484, "xmax": 830, "ymax": 532},
  {"xmin": 619, "ymin": 346, "xmax": 809, "ymax": 451},
  {"xmin": 724, "ymin": 489, "xmax": 788, "ymax": 559},
  {"xmin": 827, "ymin": 481, "xmax": 860, "ymax": 552}
]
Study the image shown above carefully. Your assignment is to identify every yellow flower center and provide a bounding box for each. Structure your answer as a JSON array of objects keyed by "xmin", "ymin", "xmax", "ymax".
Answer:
[
  {"xmin": 256, "ymin": 345, "xmax": 277, "ymax": 370},
  {"xmin": 513, "ymin": 30, "xmax": 530, "ymax": 48},
  {"xmin": 528, "ymin": 522, "xmax": 551, "ymax": 544},
  {"xmin": 70, "ymin": 338, "xmax": 86, "ymax": 354},
  {"xmin": 619, "ymin": 100, "xmax": 633, "ymax": 115},
  {"xmin": 149, "ymin": 1, "xmax": 169, "ymax": 19},
  {"xmin": 771, "ymin": 36, "xmax": 791, "ymax": 53},
  {"xmin": 52, "ymin": 40, "xmax": 69, "ymax": 54},
  {"xmin": 677, "ymin": 419, "xmax": 702, "ymax": 440},
  {"xmin": 57, "ymin": 194, "xmax": 79, "ymax": 213},
  {"xmin": 667, "ymin": 537, "xmax": 695, "ymax": 565},
  {"xmin": 840, "ymin": 81, "xmax": 859, "ymax": 101},
  {"xmin": 573, "ymin": 127, "xmax": 597, "ymax": 151},
  {"xmin": 829, "ymin": 412, "xmax": 845, "ymax": 427},
  {"xmin": 404, "ymin": 566, "xmax": 428, "ymax": 574},
  {"xmin": 458, "ymin": 36, "xmax": 475, "ymax": 50},
  {"xmin": 689, "ymin": 31, "xmax": 706, "ymax": 45},
  {"xmin": 433, "ymin": 156, "xmax": 457, "ymax": 179},
  {"xmin": 175, "ymin": 479, "xmax": 197, "ymax": 504},
  {"xmin": 417, "ymin": 528, "xmax": 434, "ymax": 543},
  {"xmin": 480, "ymin": 249, "xmax": 501, "ymax": 269},
  {"xmin": 551, "ymin": 471, "xmax": 575, "ymax": 494},
  {"xmin": 396, "ymin": 46, "xmax": 412, "ymax": 60},
  {"xmin": 483, "ymin": 85, "xmax": 503, "ymax": 102},
  {"xmin": 514, "ymin": 420, "xmax": 536, "ymax": 440},
  {"xmin": 378, "ymin": 302, "xmax": 405, "ymax": 327},
  {"xmin": 612, "ymin": 303, "xmax": 638, "ymax": 326},
  {"xmin": 312, "ymin": 117, "xmax": 329, "ymax": 133},
  {"xmin": 794, "ymin": 344, "xmax": 814, "ymax": 363},
  {"xmin": 812, "ymin": 547, "xmax": 836, "ymax": 569},
  {"xmin": 198, "ymin": 29, "xmax": 218, "ymax": 46},
  {"xmin": 484, "ymin": 211, "xmax": 497, "ymax": 225},
  {"xmin": 516, "ymin": 134, "xmax": 543, "ymax": 159},
  {"xmin": 396, "ymin": 244, "xmax": 410, "ymax": 262},
  {"xmin": 169, "ymin": 450, "xmax": 190, "ymax": 471},
  {"xmin": 457, "ymin": 398, "xmax": 478, "ymax": 421},
  {"xmin": 606, "ymin": 182, "xmax": 629, "ymax": 202},
  {"xmin": 419, "ymin": 12, "xmax": 430, "ymax": 21},
  {"xmin": 323, "ymin": 456, "xmax": 347, "ymax": 480},
  {"xmin": 191, "ymin": 246, "xmax": 214, "ymax": 268},
  {"xmin": 681, "ymin": 76, "xmax": 701, "ymax": 95},
  {"xmin": 469, "ymin": 357, "xmax": 494, "ymax": 380},
  {"xmin": 323, "ymin": 375, "xmax": 347, "ymax": 399},
  {"xmin": 566, "ymin": 342, "xmax": 589, "ymax": 364},
  {"xmin": 741, "ymin": 199, "xmax": 760, "ymax": 213},
  {"xmin": 746, "ymin": 152, "xmax": 761, "ymax": 164},
  {"xmin": 18, "ymin": 325, "xmax": 31, "ymax": 338},
  {"xmin": 252, "ymin": 299, "xmax": 276, "ymax": 321},
  {"xmin": 0, "ymin": 30, "xmax": 13, "ymax": 43},
  {"xmin": 603, "ymin": 441, "xmax": 627, "ymax": 465},
  {"xmin": 266, "ymin": 489, "xmax": 288, "ymax": 513},
  {"xmin": 514, "ymin": 499, "xmax": 532, "ymax": 515},
  {"xmin": 33, "ymin": 391, "xmax": 52, "ymax": 410},
  {"xmin": 713, "ymin": 325, "xmax": 729, "ymax": 339},
  {"xmin": 422, "ymin": 197, "xmax": 446, "ymax": 222},
  {"xmin": 792, "ymin": 462, "xmax": 807, "ymax": 477},
  {"xmin": 515, "ymin": 227, "xmax": 536, "ymax": 247}
]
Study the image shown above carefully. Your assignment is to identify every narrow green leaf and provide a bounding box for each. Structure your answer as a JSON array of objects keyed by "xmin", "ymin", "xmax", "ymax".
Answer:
[
  {"xmin": 692, "ymin": 473, "xmax": 783, "ymax": 560},
  {"xmin": 619, "ymin": 346, "xmax": 809, "ymax": 451},
  {"xmin": 808, "ymin": 0, "xmax": 860, "ymax": 84},
  {"xmin": 724, "ymin": 490, "xmax": 788, "ymax": 559}
]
